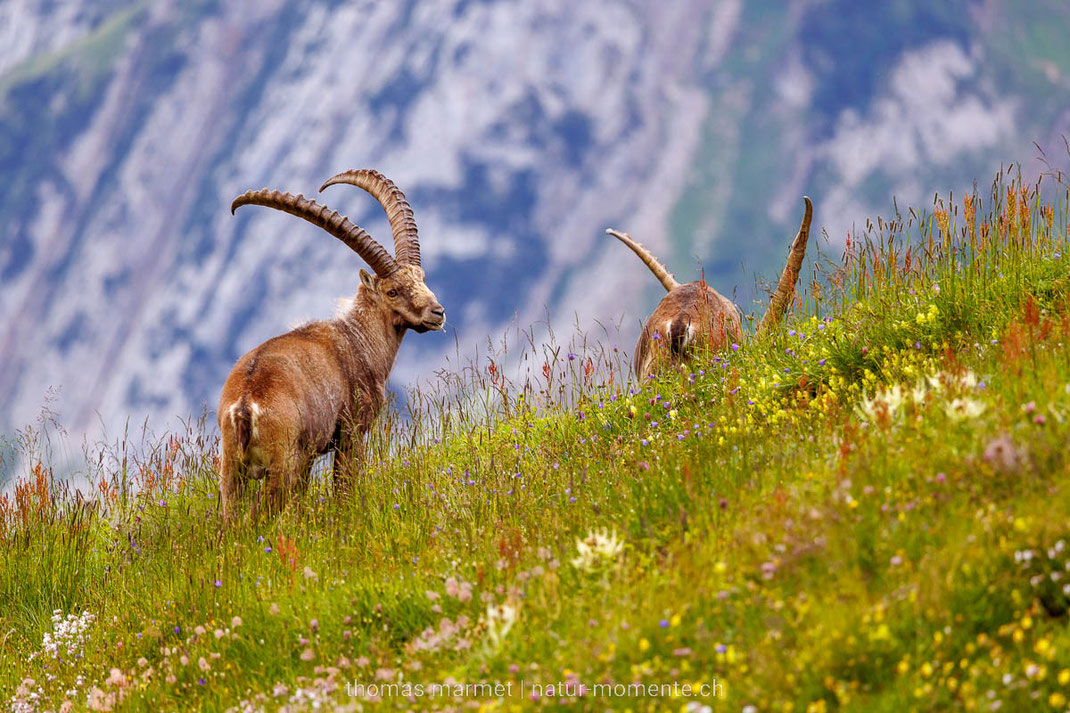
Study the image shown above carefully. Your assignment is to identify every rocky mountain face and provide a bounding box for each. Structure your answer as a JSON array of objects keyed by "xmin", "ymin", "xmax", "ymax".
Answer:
[{"xmin": 1, "ymin": 0, "xmax": 1067, "ymax": 462}]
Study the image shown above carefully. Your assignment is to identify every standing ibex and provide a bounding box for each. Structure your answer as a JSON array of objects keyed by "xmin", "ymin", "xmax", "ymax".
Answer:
[
  {"xmin": 218, "ymin": 169, "xmax": 445, "ymax": 521},
  {"xmin": 607, "ymin": 197, "xmax": 812, "ymax": 378}
]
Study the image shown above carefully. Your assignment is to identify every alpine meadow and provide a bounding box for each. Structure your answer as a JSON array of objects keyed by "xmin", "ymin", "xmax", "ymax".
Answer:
[{"xmin": 3, "ymin": 167, "xmax": 1070, "ymax": 712}]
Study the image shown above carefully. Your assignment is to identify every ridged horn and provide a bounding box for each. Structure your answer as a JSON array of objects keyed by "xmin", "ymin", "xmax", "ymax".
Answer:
[
  {"xmin": 605, "ymin": 228, "xmax": 679, "ymax": 292},
  {"xmin": 231, "ymin": 189, "xmax": 398, "ymax": 277},
  {"xmin": 756, "ymin": 196, "xmax": 813, "ymax": 336},
  {"xmin": 319, "ymin": 169, "xmax": 421, "ymax": 267}
]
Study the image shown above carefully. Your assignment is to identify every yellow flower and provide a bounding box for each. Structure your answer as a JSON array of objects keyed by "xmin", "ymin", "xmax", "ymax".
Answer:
[{"xmin": 639, "ymin": 638, "xmax": 650, "ymax": 652}]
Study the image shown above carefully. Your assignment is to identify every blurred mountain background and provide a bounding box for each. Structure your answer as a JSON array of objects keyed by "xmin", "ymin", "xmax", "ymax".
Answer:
[{"xmin": 2, "ymin": 0, "xmax": 1069, "ymax": 470}]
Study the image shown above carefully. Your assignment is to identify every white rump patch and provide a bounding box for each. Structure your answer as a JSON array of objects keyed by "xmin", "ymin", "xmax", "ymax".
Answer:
[
  {"xmin": 248, "ymin": 401, "xmax": 262, "ymax": 441},
  {"xmin": 682, "ymin": 323, "xmax": 695, "ymax": 348}
]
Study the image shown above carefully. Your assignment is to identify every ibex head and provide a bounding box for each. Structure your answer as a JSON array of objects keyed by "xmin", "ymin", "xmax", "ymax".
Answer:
[
  {"xmin": 357, "ymin": 264, "xmax": 445, "ymax": 333},
  {"xmin": 321, "ymin": 169, "xmax": 444, "ymax": 333},
  {"xmin": 231, "ymin": 169, "xmax": 445, "ymax": 334}
]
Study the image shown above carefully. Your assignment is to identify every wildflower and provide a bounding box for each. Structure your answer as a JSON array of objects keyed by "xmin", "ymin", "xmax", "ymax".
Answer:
[
  {"xmin": 571, "ymin": 528, "xmax": 624, "ymax": 572},
  {"xmin": 856, "ymin": 385, "xmax": 907, "ymax": 424},
  {"xmin": 945, "ymin": 398, "xmax": 985, "ymax": 422},
  {"xmin": 41, "ymin": 610, "xmax": 95, "ymax": 659},
  {"xmin": 484, "ymin": 602, "xmax": 518, "ymax": 648},
  {"xmin": 445, "ymin": 577, "xmax": 473, "ymax": 602}
]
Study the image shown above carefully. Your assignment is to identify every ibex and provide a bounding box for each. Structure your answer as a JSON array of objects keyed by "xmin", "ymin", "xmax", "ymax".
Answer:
[
  {"xmin": 607, "ymin": 197, "xmax": 812, "ymax": 378},
  {"xmin": 217, "ymin": 169, "xmax": 445, "ymax": 521}
]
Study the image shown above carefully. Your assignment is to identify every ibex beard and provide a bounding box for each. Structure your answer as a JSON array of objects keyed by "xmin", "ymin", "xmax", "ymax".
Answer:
[{"xmin": 217, "ymin": 170, "xmax": 444, "ymax": 522}]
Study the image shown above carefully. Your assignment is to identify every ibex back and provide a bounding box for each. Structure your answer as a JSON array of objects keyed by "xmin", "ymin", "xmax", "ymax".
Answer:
[{"xmin": 218, "ymin": 170, "xmax": 444, "ymax": 521}]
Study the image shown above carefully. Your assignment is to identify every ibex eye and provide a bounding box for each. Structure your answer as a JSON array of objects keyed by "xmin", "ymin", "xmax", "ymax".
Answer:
[{"xmin": 386, "ymin": 289, "xmax": 398, "ymax": 298}]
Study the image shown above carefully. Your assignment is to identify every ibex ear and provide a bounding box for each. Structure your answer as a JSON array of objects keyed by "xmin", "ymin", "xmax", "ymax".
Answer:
[{"xmin": 359, "ymin": 269, "xmax": 377, "ymax": 292}]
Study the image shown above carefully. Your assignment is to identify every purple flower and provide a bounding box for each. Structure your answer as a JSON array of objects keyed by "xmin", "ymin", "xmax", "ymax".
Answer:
[
  {"xmin": 659, "ymin": 619, "xmax": 669, "ymax": 628},
  {"xmin": 568, "ymin": 353, "xmax": 576, "ymax": 360},
  {"xmin": 731, "ymin": 343, "xmax": 739, "ymax": 351},
  {"xmin": 214, "ymin": 580, "xmax": 222, "ymax": 588},
  {"xmin": 716, "ymin": 644, "xmax": 727, "ymax": 653},
  {"xmin": 818, "ymin": 359, "xmax": 826, "ymax": 366},
  {"xmin": 264, "ymin": 546, "xmax": 272, "ymax": 554}
]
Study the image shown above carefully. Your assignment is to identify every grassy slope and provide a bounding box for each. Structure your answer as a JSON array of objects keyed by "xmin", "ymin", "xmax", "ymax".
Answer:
[{"xmin": 3, "ymin": 173, "xmax": 1070, "ymax": 712}]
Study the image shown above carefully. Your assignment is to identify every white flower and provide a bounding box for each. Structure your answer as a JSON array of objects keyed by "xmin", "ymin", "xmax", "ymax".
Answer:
[
  {"xmin": 856, "ymin": 385, "xmax": 908, "ymax": 424},
  {"xmin": 946, "ymin": 398, "xmax": 985, "ymax": 422},
  {"xmin": 571, "ymin": 528, "xmax": 624, "ymax": 572},
  {"xmin": 484, "ymin": 602, "xmax": 518, "ymax": 648},
  {"xmin": 41, "ymin": 610, "xmax": 95, "ymax": 660}
]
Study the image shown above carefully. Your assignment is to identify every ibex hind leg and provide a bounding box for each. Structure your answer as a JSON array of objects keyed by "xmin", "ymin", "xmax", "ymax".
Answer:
[
  {"xmin": 249, "ymin": 441, "xmax": 310, "ymax": 523},
  {"xmin": 331, "ymin": 427, "xmax": 366, "ymax": 494},
  {"xmin": 219, "ymin": 431, "xmax": 244, "ymax": 525}
]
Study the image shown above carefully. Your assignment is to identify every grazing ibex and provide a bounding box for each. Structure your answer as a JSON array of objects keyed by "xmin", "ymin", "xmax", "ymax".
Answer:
[
  {"xmin": 607, "ymin": 197, "xmax": 812, "ymax": 378},
  {"xmin": 218, "ymin": 169, "xmax": 445, "ymax": 521}
]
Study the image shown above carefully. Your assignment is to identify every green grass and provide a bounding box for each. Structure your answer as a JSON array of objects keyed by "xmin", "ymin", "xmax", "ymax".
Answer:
[{"xmin": 3, "ymin": 170, "xmax": 1070, "ymax": 712}]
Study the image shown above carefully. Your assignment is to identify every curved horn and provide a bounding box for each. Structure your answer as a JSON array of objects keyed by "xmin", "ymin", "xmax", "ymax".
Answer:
[
  {"xmin": 756, "ymin": 196, "xmax": 813, "ymax": 336},
  {"xmin": 605, "ymin": 228, "xmax": 679, "ymax": 292},
  {"xmin": 231, "ymin": 189, "xmax": 398, "ymax": 277},
  {"xmin": 320, "ymin": 169, "xmax": 420, "ymax": 267}
]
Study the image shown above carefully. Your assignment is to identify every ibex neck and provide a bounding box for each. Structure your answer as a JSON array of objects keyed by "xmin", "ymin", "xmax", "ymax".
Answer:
[{"xmin": 338, "ymin": 289, "xmax": 406, "ymax": 388}]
